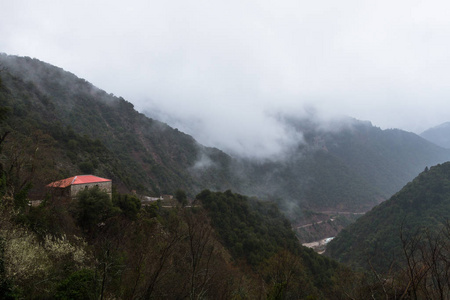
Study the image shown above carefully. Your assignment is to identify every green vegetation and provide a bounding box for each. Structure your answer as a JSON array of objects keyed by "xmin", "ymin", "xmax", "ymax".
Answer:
[
  {"xmin": 0, "ymin": 185, "xmax": 344, "ymax": 299},
  {"xmin": 2, "ymin": 53, "xmax": 450, "ymax": 217},
  {"xmin": 197, "ymin": 190, "xmax": 299, "ymax": 265},
  {"xmin": 0, "ymin": 54, "xmax": 233, "ymax": 198},
  {"xmin": 112, "ymin": 193, "xmax": 141, "ymax": 220},
  {"xmin": 3, "ymin": 53, "xmax": 450, "ymax": 298},
  {"xmin": 327, "ymin": 162, "xmax": 450, "ymax": 273},
  {"xmin": 0, "ymin": 238, "xmax": 14, "ymax": 300},
  {"xmin": 175, "ymin": 188, "xmax": 188, "ymax": 206},
  {"xmin": 75, "ymin": 187, "xmax": 115, "ymax": 233},
  {"xmin": 55, "ymin": 269, "xmax": 98, "ymax": 300},
  {"xmin": 319, "ymin": 123, "xmax": 450, "ymax": 198},
  {"xmin": 197, "ymin": 190, "xmax": 340, "ymax": 295},
  {"xmin": 0, "ymin": 95, "xmax": 341, "ymax": 298}
]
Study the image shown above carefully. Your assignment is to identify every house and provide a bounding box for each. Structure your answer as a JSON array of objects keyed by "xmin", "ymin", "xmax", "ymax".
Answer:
[{"xmin": 47, "ymin": 175, "xmax": 112, "ymax": 200}]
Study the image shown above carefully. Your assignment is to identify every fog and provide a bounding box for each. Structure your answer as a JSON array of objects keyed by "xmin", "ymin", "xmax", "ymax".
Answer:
[{"xmin": 2, "ymin": 0, "xmax": 450, "ymax": 158}]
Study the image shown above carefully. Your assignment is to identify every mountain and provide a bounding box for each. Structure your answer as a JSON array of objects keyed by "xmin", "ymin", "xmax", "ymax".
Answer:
[
  {"xmin": 232, "ymin": 117, "xmax": 450, "ymax": 220},
  {"xmin": 3, "ymin": 53, "xmax": 450, "ymax": 298},
  {"xmin": 0, "ymin": 54, "xmax": 236, "ymax": 198},
  {"xmin": 1, "ymin": 53, "xmax": 450, "ymax": 220},
  {"xmin": 326, "ymin": 162, "xmax": 450, "ymax": 272},
  {"xmin": 197, "ymin": 190, "xmax": 340, "ymax": 297},
  {"xmin": 421, "ymin": 122, "xmax": 450, "ymax": 149}
]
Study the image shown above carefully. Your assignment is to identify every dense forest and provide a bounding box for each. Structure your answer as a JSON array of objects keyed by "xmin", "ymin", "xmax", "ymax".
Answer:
[
  {"xmin": 0, "ymin": 70, "xmax": 337, "ymax": 299},
  {"xmin": 2, "ymin": 53, "xmax": 450, "ymax": 222},
  {"xmin": 0, "ymin": 146, "xmax": 341, "ymax": 299},
  {"xmin": 327, "ymin": 162, "xmax": 450, "ymax": 271},
  {"xmin": 326, "ymin": 162, "xmax": 450, "ymax": 298},
  {"xmin": 3, "ymin": 53, "xmax": 450, "ymax": 298},
  {"xmin": 0, "ymin": 54, "xmax": 236, "ymax": 197}
]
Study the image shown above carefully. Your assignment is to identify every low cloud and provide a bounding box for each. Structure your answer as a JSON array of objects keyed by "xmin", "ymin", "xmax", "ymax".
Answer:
[
  {"xmin": 3, "ymin": 0, "xmax": 450, "ymax": 156},
  {"xmin": 144, "ymin": 100, "xmax": 307, "ymax": 159},
  {"xmin": 191, "ymin": 152, "xmax": 216, "ymax": 170}
]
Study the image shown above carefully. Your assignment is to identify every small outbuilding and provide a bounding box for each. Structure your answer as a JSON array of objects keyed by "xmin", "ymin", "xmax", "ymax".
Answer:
[{"xmin": 47, "ymin": 175, "xmax": 112, "ymax": 200}]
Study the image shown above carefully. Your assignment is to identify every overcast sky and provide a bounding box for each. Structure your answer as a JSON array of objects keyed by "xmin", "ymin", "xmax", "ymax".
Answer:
[{"xmin": 2, "ymin": 0, "xmax": 450, "ymax": 157}]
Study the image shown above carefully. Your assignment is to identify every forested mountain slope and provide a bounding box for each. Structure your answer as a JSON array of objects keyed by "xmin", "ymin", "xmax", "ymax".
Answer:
[
  {"xmin": 3, "ymin": 53, "xmax": 450, "ymax": 298},
  {"xmin": 0, "ymin": 184, "xmax": 342, "ymax": 298},
  {"xmin": 1, "ymin": 53, "xmax": 450, "ymax": 216},
  {"xmin": 197, "ymin": 190, "xmax": 340, "ymax": 298},
  {"xmin": 233, "ymin": 118, "xmax": 450, "ymax": 216},
  {"xmin": 306, "ymin": 121, "xmax": 449, "ymax": 197},
  {"xmin": 0, "ymin": 54, "xmax": 235, "ymax": 197},
  {"xmin": 327, "ymin": 162, "xmax": 450, "ymax": 273}
]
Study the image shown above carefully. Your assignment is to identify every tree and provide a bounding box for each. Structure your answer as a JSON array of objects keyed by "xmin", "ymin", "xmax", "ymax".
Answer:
[
  {"xmin": 74, "ymin": 186, "xmax": 114, "ymax": 233},
  {"xmin": 262, "ymin": 249, "xmax": 317, "ymax": 300},
  {"xmin": 0, "ymin": 106, "xmax": 10, "ymax": 153},
  {"xmin": 396, "ymin": 223, "xmax": 450, "ymax": 299},
  {"xmin": 112, "ymin": 194, "xmax": 141, "ymax": 220},
  {"xmin": 175, "ymin": 189, "xmax": 188, "ymax": 207},
  {"xmin": 183, "ymin": 209, "xmax": 215, "ymax": 299},
  {"xmin": 0, "ymin": 237, "xmax": 14, "ymax": 300},
  {"xmin": 55, "ymin": 269, "xmax": 98, "ymax": 300}
]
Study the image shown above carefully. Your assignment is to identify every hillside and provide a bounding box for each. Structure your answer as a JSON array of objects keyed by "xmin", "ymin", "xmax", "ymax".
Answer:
[
  {"xmin": 421, "ymin": 122, "xmax": 450, "ymax": 149},
  {"xmin": 0, "ymin": 54, "xmax": 236, "ymax": 197},
  {"xmin": 4, "ymin": 53, "xmax": 450, "ymax": 298},
  {"xmin": 2, "ymin": 53, "xmax": 450, "ymax": 220},
  {"xmin": 307, "ymin": 120, "xmax": 450, "ymax": 198},
  {"xmin": 0, "ymin": 156, "xmax": 341, "ymax": 299},
  {"xmin": 232, "ymin": 118, "xmax": 450, "ymax": 221},
  {"xmin": 326, "ymin": 162, "xmax": 450, "ymax": 273},
  {"xmin": 197, "ymin": 190, "xmax": 340, "ymax": 297}
]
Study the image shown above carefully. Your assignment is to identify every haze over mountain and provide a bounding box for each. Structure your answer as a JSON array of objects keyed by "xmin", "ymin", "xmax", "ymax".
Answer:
[
  {"xmin": 3, "ymin": 2, "xmax": 450, "ymax": 297},
  {"xmin": 2, "ymin": 54, "xmax": 450, "ymax": 225},
  {"xmin": 3, "ymin": 1, "xmax": 450, "ymax": 159},
  {"xmin": 421, "ymin": 122, "xmax": 450, "ymax": 149}
]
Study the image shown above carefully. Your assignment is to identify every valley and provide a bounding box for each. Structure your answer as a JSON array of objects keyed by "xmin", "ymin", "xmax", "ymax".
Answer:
[
  {"xmin": 302, "ymin": 237, "xmax": 335, "ymax": 254},
  {"xmin": 2, "ymin": 53, "xmax": 450, "ymax": 298},
  {"xmin": 294, "ymin": 210, "xmax": 365, "ymax": 246}
]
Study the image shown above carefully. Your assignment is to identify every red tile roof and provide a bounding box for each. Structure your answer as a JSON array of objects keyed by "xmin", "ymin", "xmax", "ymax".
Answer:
[{"xmin": 47, "ymin": 175, "xmax": 111, "ymax": 188}]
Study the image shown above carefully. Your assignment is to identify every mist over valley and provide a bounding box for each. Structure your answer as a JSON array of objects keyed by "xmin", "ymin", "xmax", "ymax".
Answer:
[
  {"xmin": 3, "ymin": 1, "xmax": 450, "ymax": 296},
  {"xmin": 2, "ymin": 52, "xmax": 450, "ymax": 298},
  {"xmin": 2, "ymin": 53, "xmax": 450, "ymax": 223}
]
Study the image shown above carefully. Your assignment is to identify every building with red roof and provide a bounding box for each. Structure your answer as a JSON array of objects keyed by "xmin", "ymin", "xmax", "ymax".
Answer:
[{"xmin": 47, "ymin": 175, "xmax": 112, "ymax": 200}]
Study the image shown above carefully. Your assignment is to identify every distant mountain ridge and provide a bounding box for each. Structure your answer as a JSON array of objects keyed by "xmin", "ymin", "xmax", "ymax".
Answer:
[
  {"xmin": 421, "ymin": 122, "xmax": 450, "ymax": 149},
  {"xmin": 1, "ymin": 53, "xmax": 450, "ymax": 220},
  {"xmin": 231, "ymin": 117, "xmax": 450, "ymax": 218}
]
